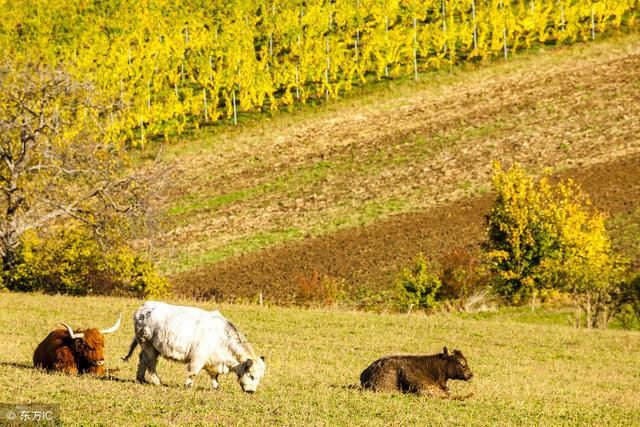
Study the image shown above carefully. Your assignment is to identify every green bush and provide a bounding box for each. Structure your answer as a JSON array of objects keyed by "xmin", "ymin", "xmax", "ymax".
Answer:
[
  {"xmin": 5, "ymin": 228, "xmax": 169, "ymax": 297},
  {"xmin": 394, "ymin": 253, "xmax": 441, "ymax": 312}
]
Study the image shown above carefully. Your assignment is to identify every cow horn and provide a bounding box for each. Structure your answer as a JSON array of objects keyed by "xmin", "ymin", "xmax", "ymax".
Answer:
[
  {"xmin": 99, "ymin": 313, "xmax": 122, "ymax": 334},
  {"xmin": 60, "ymin": 323, "xmax": 84, "ymax": 340}
]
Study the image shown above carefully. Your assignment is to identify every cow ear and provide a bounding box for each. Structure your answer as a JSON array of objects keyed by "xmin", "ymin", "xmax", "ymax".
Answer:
[
  {"xmin": 442, "ymin": 347, "xmax": 449, "ymax": 356},
  {"xmin": 260, "ymin": 356, "xmax": 265, "ymax": 362},
  {"xmin": 245, "ymin": 359, "xmax": 254, "ymax": 368}
]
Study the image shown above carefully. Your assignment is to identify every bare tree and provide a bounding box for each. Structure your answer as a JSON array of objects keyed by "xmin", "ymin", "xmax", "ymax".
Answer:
[{"xmin": 0, "ymin": 61, "xmax": 139, "ymax": 273}]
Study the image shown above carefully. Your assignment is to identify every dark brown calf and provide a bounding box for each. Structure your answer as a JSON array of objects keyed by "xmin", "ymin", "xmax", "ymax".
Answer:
[
  {"xmin": 360, "ymin": 347, "xmax": 473, "ymax": 397},
  {"xmin": 33, "ymin": 315, "xmax": 121, "ymax": 375}
]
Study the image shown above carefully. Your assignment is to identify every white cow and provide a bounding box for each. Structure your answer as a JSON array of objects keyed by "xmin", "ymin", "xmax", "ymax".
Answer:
[{"xmin": 123, "ymin": 301, "xmax": 266, "ymax": 392}]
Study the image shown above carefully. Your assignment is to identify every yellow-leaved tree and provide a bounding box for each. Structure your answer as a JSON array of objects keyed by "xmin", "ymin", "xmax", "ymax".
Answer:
[
  {"xmin": 485, "ymin": 162, "xmax": 627, "ymax": 328},
  {"xmin": 484, "ymin": 161, "xmax": 556, "ymax": 305},
  {"xmin": 538, "ymin": 179, "xmax": 627, "ymax": 329}
]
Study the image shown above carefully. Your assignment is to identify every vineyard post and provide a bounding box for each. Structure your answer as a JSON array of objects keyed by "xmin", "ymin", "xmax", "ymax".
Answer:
[
  {"xmin": 385, "ymin": 16, "xmax": 389, "ymax": 77},
  {"xmin": 355, "ymin": 30, "xmax": 360, "ymax": 65},
  {"xmin": 203, "ymin": 88, "xmax": 208, "ymax": 123},
  {"xmin": 295, "ymin": 65, "xmax": 300, "ymax": 99},
  {"xmin": 442, "ymin": 0, "xmax": 447, "ymax": 54},
  {"xmin": 139, "ymin": 115, "xmax": 145, "ymax": 146},
  {"xmin": 413, "ymin": 17, "xmax": 418, "ymax": 81},
  {"xmin": 232, "ymin": 89, "xmax": 237, "ymax": 125},
  {"xmin": 591, "ymin": 5, "xmax": 595, "ymax": 40},
  {"xmin": 356, "ymin": 0, "xmax": 360, "ymax": 66},
  {"xmin": 500, "ymin": 0, "xmax": 508, "ymax": 60},
  {"xmin": 325, "ymin": 58, "xmax": 330, "ymax": 100},
  {"xmin": 503, "ymin": 29, "xmax": 508, "ymax": 60},
  {"xmin": 472, "ymin": 0, "xmax": 478, "ymax": 51},
  {"xmin": 298, "ymin": 6, "xmax": 303, "ymax": 100},
  {"xmin": 326, "ymin": 38, "xmax": 330, "ymax": 100},
  {"xmin": 269, "ymin": 33, "xmax": 273, "ymax": 59}
]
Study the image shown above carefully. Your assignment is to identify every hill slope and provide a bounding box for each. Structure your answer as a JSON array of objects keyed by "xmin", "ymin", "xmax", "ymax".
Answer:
[{"xmin": 144, "ymin": 33, "xmax": 640, "ymax": 301}]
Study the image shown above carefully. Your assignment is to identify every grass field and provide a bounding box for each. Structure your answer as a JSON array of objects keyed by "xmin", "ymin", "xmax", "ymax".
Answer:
[{"xmin": 2, "ymin": 293, "xmax": 639, "ymax": 425}]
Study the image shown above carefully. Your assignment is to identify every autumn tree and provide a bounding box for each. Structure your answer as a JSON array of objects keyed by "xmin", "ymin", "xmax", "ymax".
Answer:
[
  {"xmin": 486, "ymin": 162, "xmax": 627, "ymax": 328},
  {"xmin": 484, "ymin": 162, "xmax": 555, "ymax": 304},
  {"xmin": 537, "ymin": 180, "xmax": 627, "ymax": 329},
  {"xmin": 0, "ymin": 61, "xmax": 139, "ymax": 279}
]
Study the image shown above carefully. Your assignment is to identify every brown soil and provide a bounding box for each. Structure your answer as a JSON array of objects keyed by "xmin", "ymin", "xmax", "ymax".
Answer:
[
  {"xmin": 166, "ymin": 36, "xmax": 640, "ymax": 302},
  {"xmin": 173, "ymin": 153, "xmax": 640, "ymax": 302}
]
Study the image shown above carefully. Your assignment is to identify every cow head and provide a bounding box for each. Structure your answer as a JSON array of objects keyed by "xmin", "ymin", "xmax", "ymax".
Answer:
[
  {"xmin": 233, "ymin": 356, "xmax": 266, "ymax": 393},
  {"xmin": 60, "ymin": 314, "xmax": 121, "ymax": 373},
  {"xmin": 442, "ymin": 347, "xmax": 473, "ymax": 381}
]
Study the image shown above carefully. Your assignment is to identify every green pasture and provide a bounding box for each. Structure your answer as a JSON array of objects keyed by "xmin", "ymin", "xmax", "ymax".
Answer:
[{"xmin": 1, "ymin": 293, "xmax": 639, "ymax": 425}]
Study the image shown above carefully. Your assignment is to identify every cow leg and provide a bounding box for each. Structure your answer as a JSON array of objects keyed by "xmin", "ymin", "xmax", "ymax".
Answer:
[
  {"xmin": 143, "ymin": 346, "xmax": 161, "ymax": 385},
  {"xmin": 185, "ymin": 360, "xmax": 205, "ymax": 388},
  {"xmin": 204, "ymin": 366, "xmax": 220, "ymax": 390},
  {"xmin": 136, "ymin": 349, "xmax": 148, "ymax": 383},
  {"xmin": 137, "ymin": 345, "xmax": 161, "ymax": 385}
]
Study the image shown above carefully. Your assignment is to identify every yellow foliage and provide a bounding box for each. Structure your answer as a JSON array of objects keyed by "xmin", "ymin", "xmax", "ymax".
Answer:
[
  {"xmin": 5, "ymin": 228, "xmax": 169, "ymax": 298},
  {"xmin": 1, "ymin": 0, "xmax": 636, "ymax": 142},
  {"xmin": 486, "ymin": 161, "xmax": 621, "ymax": 308}
]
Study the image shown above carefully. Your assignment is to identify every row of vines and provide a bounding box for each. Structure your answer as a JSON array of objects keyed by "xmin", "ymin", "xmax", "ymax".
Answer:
[{"xmin": 2, "ymin": 0, "xmax": 638, "ymax": 144}]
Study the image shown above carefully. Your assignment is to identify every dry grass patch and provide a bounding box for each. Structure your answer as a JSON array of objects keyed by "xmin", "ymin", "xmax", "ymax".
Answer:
[{"xmin": 2, "ymin": 293, "xmax": 639, "ymax": 425}]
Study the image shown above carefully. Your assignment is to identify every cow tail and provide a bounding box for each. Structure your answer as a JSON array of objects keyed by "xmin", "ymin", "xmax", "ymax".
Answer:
[{"xmin": 122, "ymin": 337, "xmax": 139, "ymax": 362}]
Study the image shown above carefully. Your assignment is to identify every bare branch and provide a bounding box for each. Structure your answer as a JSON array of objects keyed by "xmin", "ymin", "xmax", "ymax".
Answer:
[{"xmin": 25, "ymin": 164, "xmax": 90, "ymax": 175}]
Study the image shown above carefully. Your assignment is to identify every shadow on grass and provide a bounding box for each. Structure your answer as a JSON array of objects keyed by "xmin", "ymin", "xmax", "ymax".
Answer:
[
  {"xmin": 330, "ymin": 382, "xmax": 474, "ymax": 401},
  {"xmin": 332, "ymin": 383, "xmax": 362, "ymax": 391},
  {"xmin": 0, "ymin": 361, "xmax": 138, "ymax": 384},
  {"xmin": 0, "ymin": 361, "xmax": 32, "ymax": 370}
]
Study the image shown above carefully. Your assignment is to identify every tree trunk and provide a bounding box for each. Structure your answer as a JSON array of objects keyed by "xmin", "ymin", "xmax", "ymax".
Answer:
[
  {"xmin": 531, "ymin": 290, "xmax": 537, "ymax": 312},
  {"xmin": 600, "ymin": 305, "xmax": 610, "ymax": 329},
  {"xmin": 586, "ymin": 294, "xmax": 592, "ymax": 330},
  {"xmin": 574, "ymin": 296, "xmax": 581, "ymax": 328}
]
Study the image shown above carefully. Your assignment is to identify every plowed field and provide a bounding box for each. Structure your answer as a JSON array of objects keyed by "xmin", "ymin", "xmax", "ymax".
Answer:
[{"xmin": 156, "ymin": 35, "xmax": 640, "ymax": 302}]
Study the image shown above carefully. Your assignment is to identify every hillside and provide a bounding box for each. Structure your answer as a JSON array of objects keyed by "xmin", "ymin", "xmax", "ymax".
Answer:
[{"xmin": 143, "ymin": 32, "xmax": 640, "ymax": 302}]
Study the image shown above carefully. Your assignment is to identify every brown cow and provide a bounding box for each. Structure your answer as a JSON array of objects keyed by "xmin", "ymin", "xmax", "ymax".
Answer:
[
  {"xmin": 33, "ymin": 315, "xmax": 121, "ymax": 375},
  {"xmin": 360, "ymin": 347, "xmax": 473, "ymax": 397}
]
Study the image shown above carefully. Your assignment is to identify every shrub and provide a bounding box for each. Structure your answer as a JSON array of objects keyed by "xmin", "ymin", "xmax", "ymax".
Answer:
[
  {"xmin": 294, "ymin": 271, "xmax": 344, "ymax": 306},
  {"xmin": 394, "ymin": 253, "xmax": 441, "ymax": 312},
  {"xmin": 5, "ymin": 228, "xmax": 169, "ymax": 297},
  {"xmin": 623, "ymin": 274, "xmax": 640, "ymax": 325},
  {"xmin": 438, "ymin": 247, "xmax": 491, "ymax": 311}
]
